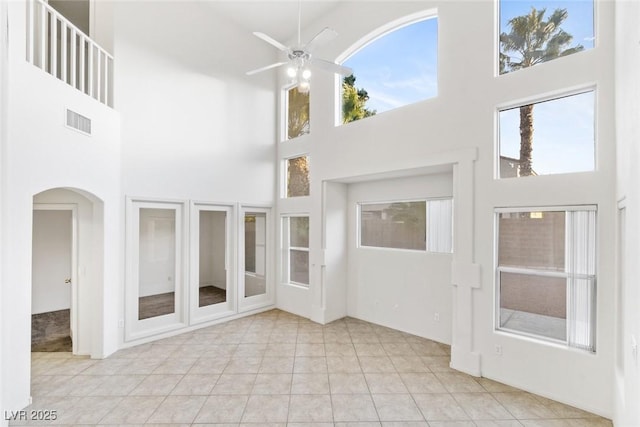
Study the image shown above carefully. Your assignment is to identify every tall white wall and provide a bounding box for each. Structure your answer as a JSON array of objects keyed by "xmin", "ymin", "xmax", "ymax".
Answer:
[
  {"xmin": 614, "ymin": 1, "xmax": 640, "ymax": 425},
  {"xmin": 275, "ymin": 0, "xmax": 617, "ymax": 418},
  {"xmin": 0, "ymin": 0, "xmax": 8, "ymax": 423},
  {"xmin": 111, "ymin": 0, "xmax": 277, "ymax": 344},
  {"xmin": 1, "ymin": 0, "xmax": 122, "ymax": 414},
  {"xmin": 112, "ymin": 1, "xmax": 277, "ymax": 203}
]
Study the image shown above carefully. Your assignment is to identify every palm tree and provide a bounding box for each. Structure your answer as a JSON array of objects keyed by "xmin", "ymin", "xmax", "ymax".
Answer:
[
  {"xmin": 500, "ymin": 7, "xmax": 584, "ymax": 176},
  {"xmin": 287, "ymin": 87, "xmax": 310, "ymax": 197},
  {"xmin": 342, "ymin": 75, "xmax": 376, "ymax": 124}
]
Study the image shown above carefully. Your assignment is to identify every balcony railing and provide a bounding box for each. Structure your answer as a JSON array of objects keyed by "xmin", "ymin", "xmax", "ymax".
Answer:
[{"xmin": 26, "ymin": 0, "xmax": 113, "ymax": 107}]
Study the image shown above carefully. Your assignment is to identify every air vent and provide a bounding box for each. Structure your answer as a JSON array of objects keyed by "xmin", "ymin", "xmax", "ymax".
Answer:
[{"xmin": 66, "ymin": 109, "xmax": 92, "ymax": 135}]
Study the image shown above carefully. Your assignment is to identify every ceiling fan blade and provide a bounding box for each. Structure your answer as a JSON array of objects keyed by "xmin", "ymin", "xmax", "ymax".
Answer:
[
  {"xmin": 310, "ymin": 57, "xmax": 353, "ymax": 76},
  {"xmin": 253, "ymin": 32, "xmax": 290, "ymax": 53},
  {"xmin": 246, "ymin": 61, "xmax": 288, "ymax": 76},
  {"xmin": 304, "ymin": 27, "xmax": 338, "ymax": 52}
]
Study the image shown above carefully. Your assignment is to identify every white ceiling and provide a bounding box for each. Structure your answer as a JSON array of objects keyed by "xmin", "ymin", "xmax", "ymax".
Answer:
[{"xmin": 202, "ymin": 1, "xmax": 345, "ymax": 44}]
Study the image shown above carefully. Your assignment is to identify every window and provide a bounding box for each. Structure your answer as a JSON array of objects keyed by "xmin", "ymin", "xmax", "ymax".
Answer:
[
  {"xmin": 498, "ymin": 91, "xmax": 595, "ymax": 178},
  {"xmin": 286, "ymin": 155, "xmax": 310, "ymax": 198},
  {"xmin": 340, "ymin": 15, "xmax": 437, "ymax": 122},
  {"xmin": 282, "ymin": 216, "xmax": 309, "ymax": 286},
  {"xmin": 499, "ymin": 0, "xmax": 594, "ymax": 74},
  {"xmin": 359, "ymin": 199, "xmax": 452, "ymax": 253},
  {"xmin": 286, "ymin": 86, "xmax": 309, "ymax": 140},
  {"xmin": 244, "ymin": 211, "xmax": 267, "ymax": 298},
  {"xmin": 496, "ymin": 207, "xmax": 596, "ymax": 352}
]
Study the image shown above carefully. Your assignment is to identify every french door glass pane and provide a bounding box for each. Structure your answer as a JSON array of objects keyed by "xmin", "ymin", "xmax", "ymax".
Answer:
[
  {"xmin": 244, "ymin": 212, "xmax": 267, "ymax": 297},
  {"xmin": 138, "ymin": 208, "xmax": 176, "ymax": 320},
  {"xmin": 198, "ymin": 210, "xmax": 227, "ymax": 308}
]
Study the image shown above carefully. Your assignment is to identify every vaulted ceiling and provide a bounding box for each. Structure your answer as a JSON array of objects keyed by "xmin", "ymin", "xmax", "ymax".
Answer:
[{"xmin": 202, "ymin": 1, "xmax": 345, "ymax": 44}]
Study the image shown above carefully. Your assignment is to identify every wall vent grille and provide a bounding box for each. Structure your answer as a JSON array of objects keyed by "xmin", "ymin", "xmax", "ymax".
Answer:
[{"xmin": 66, "ymin": 109, "xmax": 92, "ymax": 135}]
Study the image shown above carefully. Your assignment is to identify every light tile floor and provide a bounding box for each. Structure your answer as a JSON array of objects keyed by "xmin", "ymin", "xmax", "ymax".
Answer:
[{"xmin": 16, "ymin": 309, "xmax": 612, "ymax": 426}]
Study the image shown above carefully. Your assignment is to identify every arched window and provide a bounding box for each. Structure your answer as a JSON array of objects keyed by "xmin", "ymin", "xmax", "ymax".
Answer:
[{"xmin": 339, "ymin": 13, "xmax": 438, "ymax": 124}]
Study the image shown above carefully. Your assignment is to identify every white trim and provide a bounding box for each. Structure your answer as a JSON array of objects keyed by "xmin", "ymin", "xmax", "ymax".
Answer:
[
  {"xmin": 495, "ymin": 88, "xmax": 597, "ymax": 179},
  {"xmin": 239, "ymin": 206, "xmax": 274, "ymax": 312},
  {"xmin": 494, "ymin": 206, "xmax": 598, "ymax": 352},
  {"xmin": 357, "ymin": 197, "xmax": 453, "ymax": 253},
  {"xmin": 189, "ymin": 202, "xmax": 236, "ymax": 325},
  {"xmin": 496, "ymin": 85, "xmax": 596, "ymax": 112},
  {"xmin": 495, "ymin": 205, "xmax": 597, "ymax": 213},
  {"xmin": 125, "ymin": 198, "xmax": 187, "ymax": 342},
  {"xmin": 281, "ymin": 214, "xmax": 310, "ymax": 288},
  {"xmin": 334, "ymin": 10, "xmax": 438, "ymax": 127}
]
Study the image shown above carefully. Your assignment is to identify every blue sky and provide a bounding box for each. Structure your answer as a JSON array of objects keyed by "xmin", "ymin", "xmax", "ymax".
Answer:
[
  {"xmin": 499, "ymin": 1, "xmax": 595, "ymax": 176},
  {"xmin": 342, "ymin": 2, "xmax": 594, "ymax": 176},
  {"xmin": 499, "ymin": 91, "xmax": 595, "ymax": 175},
  {"xmin": 500, "ymin": 0, "xmax": 595, "ymax": 51},
  {"xmin": 343, "ymin": 17, "xmax": 438, "ymax": 114}
]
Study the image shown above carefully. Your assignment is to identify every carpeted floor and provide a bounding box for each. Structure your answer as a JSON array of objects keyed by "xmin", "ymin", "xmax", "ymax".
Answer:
[
  {"xmin": 138, "ymin": 286, "xmax": 227, "ymax": 320},
  {"xmin": 31, "ymin": 309, "xmax": 72, "ymax": 352}
]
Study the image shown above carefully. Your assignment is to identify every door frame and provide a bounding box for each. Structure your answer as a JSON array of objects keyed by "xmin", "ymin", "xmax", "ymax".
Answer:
[
  {"xmin": 32, "ymin": 203, "xmax": 79, "ymax": 354},
  {"xmin": 189, "ymin": 202, "xmax": 236, "ymax": 325}
]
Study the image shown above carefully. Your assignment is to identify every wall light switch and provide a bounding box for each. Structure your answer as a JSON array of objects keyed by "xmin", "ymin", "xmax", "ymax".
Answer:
[{"xmin": 631, "ymin": 335, "xmax": 638, "ymax": 364}]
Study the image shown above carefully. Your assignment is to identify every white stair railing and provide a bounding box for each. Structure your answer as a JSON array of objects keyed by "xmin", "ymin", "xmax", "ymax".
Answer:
[{"xmin": 26, "ymin": 0, "xmax": 114, "ymax": 108}]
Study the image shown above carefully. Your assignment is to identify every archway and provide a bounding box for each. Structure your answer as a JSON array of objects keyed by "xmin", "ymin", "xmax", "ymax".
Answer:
[{"xmin": 31, "ymin": 187, "xmax": 104, "ymax": 356}]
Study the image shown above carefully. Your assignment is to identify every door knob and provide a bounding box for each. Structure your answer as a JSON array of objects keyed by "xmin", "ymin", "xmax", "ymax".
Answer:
[{"xmin": 64, "ymin": 278, "xmax": 71, "ymax": 284}]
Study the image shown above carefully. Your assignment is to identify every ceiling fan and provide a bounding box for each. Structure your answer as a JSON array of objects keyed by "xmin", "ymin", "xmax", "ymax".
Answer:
[{"xmin": 246, "ymin": 1, "xmax": 353, "ymax": 91}]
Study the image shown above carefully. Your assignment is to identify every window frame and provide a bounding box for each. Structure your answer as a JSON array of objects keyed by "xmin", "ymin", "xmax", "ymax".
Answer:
[
  {"xmin": 357, "ymin": 197, "xmax": 453, "ymax": 254},
  {"xmin": 494, "ymin": 205, "xmax": 597, "ymax": 352},
  {"xmin": 283, "ymin": 83, "xmax": 310, "ymax": 142},
  {"xmin": 334, "ymin": 9, "xmax": 439, "ymax": 126},
  {"xmin": 495, "ymin": 87, "xmax": 597, "ymax": 179},
  {"xmin": 283, "ymin": 154, "xmax": 311, "ymax": 199},
  {"xmin": 281, "ymin": 214, "xmax": 310, "ymax": 288},
  {"xmin": 496, "ymin": 0, "xmax": 596, "ymax": 77}
]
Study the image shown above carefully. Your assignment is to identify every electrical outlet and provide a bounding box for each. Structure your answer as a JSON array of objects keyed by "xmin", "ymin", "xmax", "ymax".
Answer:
[
  {"xmin": 495, "ymin": 345, "xmax": 503, "ymax": 356},
  {"xmin": 118, "ymin": 319, "xmax": 124, "ymax": 328},
  {"xmin": 631, "ymin": 335, "xmax": 638, "ymax": 365},
  {"xmin": 434, "ymin": 313, "xmax": 440, "ymax": 321}
]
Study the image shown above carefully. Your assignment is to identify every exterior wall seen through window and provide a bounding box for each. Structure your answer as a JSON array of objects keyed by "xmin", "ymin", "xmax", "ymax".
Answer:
[
  {"xmin": 359, "ymin": 199, "xmax": 452, "ymax": 253},
  {"xmin": 497, "ymin": 208, "xmax": 597, "ymax": 352}
]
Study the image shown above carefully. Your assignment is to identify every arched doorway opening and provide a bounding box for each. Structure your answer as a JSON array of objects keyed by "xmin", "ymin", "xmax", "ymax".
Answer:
[{"xmin": 31, "ymin": 187, "xmax": 104, "ymax": 356}]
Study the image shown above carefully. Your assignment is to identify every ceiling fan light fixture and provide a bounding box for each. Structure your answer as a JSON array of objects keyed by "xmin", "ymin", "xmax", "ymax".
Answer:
[
  {"xmin": 298, "ymin": 80, "xmax": 310, "ymax": 93},
  {"xmin": 246, "ymin": 3, "xmax": 353, "ymax": 81}
]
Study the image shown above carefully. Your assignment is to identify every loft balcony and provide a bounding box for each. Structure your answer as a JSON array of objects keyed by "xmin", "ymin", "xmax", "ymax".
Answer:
[{"xmin": 25, "ymin": 0, "xmax": 113, "ymax": 107}]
